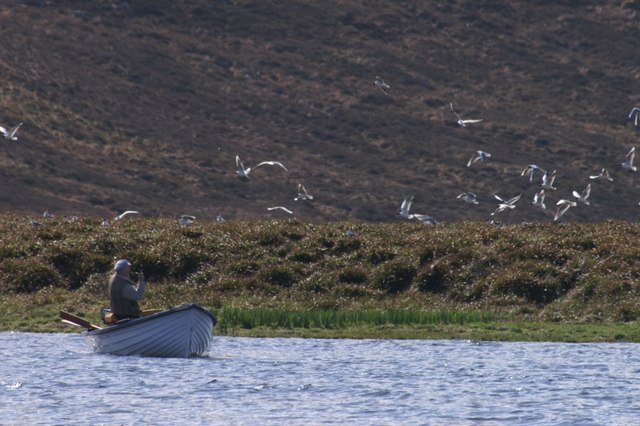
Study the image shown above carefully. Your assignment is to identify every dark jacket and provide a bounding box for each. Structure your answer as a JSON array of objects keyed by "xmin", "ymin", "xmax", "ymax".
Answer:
[{"xmin": 108, "ymin": 274, "xmax": 145, "ymax": 319}]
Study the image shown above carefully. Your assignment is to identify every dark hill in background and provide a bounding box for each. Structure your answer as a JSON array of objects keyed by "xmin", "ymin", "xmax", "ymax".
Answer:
[{"xmin": 1, "ymin": 0, "xmax": 640, "ymax": 223}]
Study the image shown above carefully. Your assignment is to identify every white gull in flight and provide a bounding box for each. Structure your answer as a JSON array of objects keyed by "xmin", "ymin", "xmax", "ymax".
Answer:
[
  {"xmin": 236, "ymin": 155, "xmax": 288, "ymax": 179},
  {"xmin": 450, "ymin": 103, "xmax": 483, "ymax": 127},
  {"xmin": 532, "ymin": 189, "xmax": 546, "ymax": 210},
  {"xmin": 621, "ymin": 147, "xmax": 637, "ymax": 172},
  {"xmin": 467, "ymin": 150, "xmax": 491, "ymax": 167},
  {"xmin": 457, "ymin": 192, "xmax": 479, "ymax": 204},
  {"xmin": 398, "ymin": 196, "xmax": 437, "ymax": 224},
  {"xmin": 491, "ymin": 193, "xmax": 522, "ymax": 216},
  {"xmin": 373, "ymin": 76, "xmax": 390, "ymax": 95},
  {"xmin": 399, "ymin": 196, "xmax": 413, "ymax": 218},
  {"xmin": 540, "ymin": 169, "xmax": 557, "ymax": 190},
  {"xmin": 410, "ymin": 214, "xmax": 438, "ymax": 225},
  {"xmin": 572, "ymin": 183, "xmax": 591, "ymax": 205},
  {"xmin": 589, "ymin": 168, "xmax": 613, "ymax": 182},
  {"xmin": 114, "ymin": 210, "xmax": 139, "ymax": 221},
  {"xmin": 521, "ymin": 164, "xmax": 546, "ymax": 182},
  {"xmin": 179, "ymin": 215, "xmax": 195, "ymax": 225},
  {"xmin": 0, "ymin": 122, "xmax": 23, "ymax": 140},
  {"xmin": 294, "ymin": 184, "xmax": 314, "ymax": 201},
  {"xmin": 629, "ymin": 107, "xmax": 640, "ymax": 127},
  {"xmin": 554, "ymin": 199, "xmax": 577, "ymax": 221},
  {"xmin": 267, "ymin": 206, "xmax": 293, "ymax": 215}
]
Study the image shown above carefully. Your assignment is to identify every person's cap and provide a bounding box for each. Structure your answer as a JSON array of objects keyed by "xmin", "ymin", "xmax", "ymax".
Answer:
[{"xmin": 114, "ymin": 259, "xmax": 131, "ymax": 271}]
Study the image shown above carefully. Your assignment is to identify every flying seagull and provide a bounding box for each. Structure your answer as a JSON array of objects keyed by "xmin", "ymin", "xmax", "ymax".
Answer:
[
  {"xmin": 0, "ymin": 122, "xmax": 23, "ymax": 140},
  {"xmin": 457, "ymin": 192, "xmax": 479, "ymax": 204},
  {"xmin": 589, "ymin": 168, "xmax": 613, "ymax": 182},
  {"xmin": 399, "ymin": 196, "xmax": 414, "ymax": 219},
  {"xmin": 398, "ymin": 196, "xmax": 438, "ymax": 224},
  {"xmin": 532, "ymin": 189, "xmax": 546, "ymax": 210},
  {"xmin": 540, "ymin": 169, "xmax": 557, "ymax": 191},
  {"xmin": 410, "ymin": 214, "xmax": 439, "ymax": 225},
  {"xmin": 467, "ymin": 150, "xmax": 491, "ymax": 167},
  {"xmin": 621, "ymin": 147, "xmax": 637, "ymax": 172},
  {"xmin": 554, "ymin": 199, "xmax": 577, "ymax": 221},
  {"xmin": 572, "ymin": 183, "xmax": 591, "ymax": 205},
  {"xmin": 114, "ymin": 210, "xmax": 139, "ymax": 220},
  {"xmin": 294, "ymin": 184, "xmax": 314, "ymax": 201},
  {"xmin": 450, "ymin": 103, "xmax": 483, "ymax": 127},
  {"xmin": 521, "ymin": 164, "xmax": 546, "ymax": 182},
  {"xmin": 373, "ymin": 76, "xmax": 390, "ymax": 95},
  {"xmin": 235, "ymin": 155, "xmax": 288, "ymax": 179},
  {"xmin": 179, "ymin": 215, "xmax": 195, "ymax": 225},
  {"xmin": 491, "ymin": 193, "xmax": 522, "ymax": 216},
  {"xmin": 629, "ymin": 107, "xmax": 640, "ymax": 127},
  {"xmin": 267, "ymin": 206, "xmax": 293, "ymax": 214}
]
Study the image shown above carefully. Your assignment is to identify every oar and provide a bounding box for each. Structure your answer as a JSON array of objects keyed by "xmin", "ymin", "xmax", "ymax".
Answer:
[{"xmin": 59, "ymin": 311, "xmax": 102, "ymax": 331}]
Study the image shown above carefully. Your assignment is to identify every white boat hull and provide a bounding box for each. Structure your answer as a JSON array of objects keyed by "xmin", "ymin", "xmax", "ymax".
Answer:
[{"xmin": 85, "ymin": 304, "xmax": 216, "ymax": 358}]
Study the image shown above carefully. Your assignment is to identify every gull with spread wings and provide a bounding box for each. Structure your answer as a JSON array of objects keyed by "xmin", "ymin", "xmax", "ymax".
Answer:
[
  {"xmin": 267, "ymin": 206, "xmax": 293, "ymax": 215},
  {"xmin": 457, "ymin": 192, "xmax": 479, "ymax": 204},
  {"xmin": 236, "ymin": 155, "xmax": 288, "ymax": 179},
  {"xmin": 114, "ymin": 211, "xmax": 139, "ymax": 221},
  {"xmin": 572, "ymin": 183, "xmax": 591, "ymax": 205},
  {"xmin": 491, "ymin": 194, "xmax": 522, "ymax": 216},
  {"xmin": 532, "ymin": 189, "xmax": 546, "ymax": 210},
  {"xmin": 399, "ymin": 196, "xmax": 438, "ymax": 224},
  {"xmin": 554, "ymin": 199, "xmax": 577, "ymax": 221},
  {"xmin": 450, "ymin": 103, "xmax": 483, "ymax": 127},
  {"xmin": 294, "ymin": 184, "xmax": 314, "ymax": 201},
  {"xmin": 629, "ymin": 107, "xmax": 640, "ymax": 127},
  {"xmin": 621, "ymin": 147, "xmax": 637, "ymax": 172},
  {"xmin": 373, "ymin": 76, "xmax": 390, "ymax": 95},
  {"xmin": 467, "ymin": 150, "xmax": 491, "ymax": 167},
  {"xmin": 521, "ymin": 164, "xmax": 546, "ymax": 182},
  {"xmin": 0, "ymin": 122, "xmax": 23, "ymax": 140},
  {"xmin": 540, "ymin": 169, "xmax": 557, "ymax": 191},
  {"xmin": 589, "ymin": 168, "xmax": 613, "ymax": 182},
  {"xmin": 179, "ymin": 215, "xmax": 196, "ymax": 225}
]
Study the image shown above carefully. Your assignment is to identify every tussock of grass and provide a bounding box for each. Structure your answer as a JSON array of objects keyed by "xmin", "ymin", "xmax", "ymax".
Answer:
[{"xmin": 2, "ymin": 214, "xmax": 640, "ymax": 335}]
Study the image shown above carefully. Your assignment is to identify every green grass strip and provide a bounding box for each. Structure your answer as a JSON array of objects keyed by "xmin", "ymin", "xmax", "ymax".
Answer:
[{"xmin": 216, "ymin": 307, "xmax": 498, "ymax": 333}]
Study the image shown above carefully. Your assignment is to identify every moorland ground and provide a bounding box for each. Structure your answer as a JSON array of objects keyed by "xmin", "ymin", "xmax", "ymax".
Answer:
[{"xmin": 1, "ymin": 1, "xmax": 640, "ymax": 223}]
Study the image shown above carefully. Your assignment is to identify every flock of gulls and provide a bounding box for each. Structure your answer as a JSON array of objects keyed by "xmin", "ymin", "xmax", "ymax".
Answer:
[
  {"xmin": 373, "ymin": 77, "xmax": 640, "ymax": 226},
  {"xmin": 4, "ymin": 76, "xmax": 640, "ymax": 228},
  {"xmin": 454, "ymin": 144, "xmax": 637, "ymax": 224},
  {"xmin": 2, "ymin": 120, "xmax": 311, "ymax": 226}
]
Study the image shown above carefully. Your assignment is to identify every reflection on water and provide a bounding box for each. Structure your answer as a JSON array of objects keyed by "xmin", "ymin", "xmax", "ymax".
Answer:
[{"xmin": 1, "ymin": 332, "xmax": 640, "ymax": 425}]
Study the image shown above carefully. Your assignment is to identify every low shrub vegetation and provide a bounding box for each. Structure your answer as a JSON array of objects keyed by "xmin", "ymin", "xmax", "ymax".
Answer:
[{"xmin": 2, "ymin": 214, "xmax": 640, "ymax": 337}]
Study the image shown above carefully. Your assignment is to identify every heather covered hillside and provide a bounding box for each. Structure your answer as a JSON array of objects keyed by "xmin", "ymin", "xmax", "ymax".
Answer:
[{"xmin": 1, "ymin": 1, "xmax": 640, "ymax": 223}]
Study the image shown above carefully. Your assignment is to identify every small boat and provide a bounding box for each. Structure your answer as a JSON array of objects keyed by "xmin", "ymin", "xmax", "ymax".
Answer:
[{"xmin": 60, "ymin": 304, "xmax": 217, "ymax": 358}]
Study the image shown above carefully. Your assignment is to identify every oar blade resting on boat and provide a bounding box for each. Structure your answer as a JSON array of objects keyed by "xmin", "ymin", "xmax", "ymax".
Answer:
[{"xmin": 59, "ymin": 311, "xmax": 102, "ymax": 331}]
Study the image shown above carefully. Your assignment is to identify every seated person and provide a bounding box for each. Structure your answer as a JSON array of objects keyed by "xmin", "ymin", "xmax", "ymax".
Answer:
[{"xmin": 108, "ymin": 259, "xmax": 146, "ymax": 321}]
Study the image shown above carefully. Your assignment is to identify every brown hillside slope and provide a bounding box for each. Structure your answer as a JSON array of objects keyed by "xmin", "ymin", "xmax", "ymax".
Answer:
[{"xmin": 1, "ymin": 1, "xmax": 639, "ymax": 223}]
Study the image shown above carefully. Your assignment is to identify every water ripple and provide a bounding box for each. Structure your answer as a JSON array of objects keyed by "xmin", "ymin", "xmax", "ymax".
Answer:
[{"xmin": 2, "ymin": 333, "xmax": 640, "ymax": 425}]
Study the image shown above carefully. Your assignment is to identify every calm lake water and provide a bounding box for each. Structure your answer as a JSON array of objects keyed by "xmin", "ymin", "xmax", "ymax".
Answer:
[{"xmin": 1, "ymin": 332, "xmax": 639, "ymax": 425}]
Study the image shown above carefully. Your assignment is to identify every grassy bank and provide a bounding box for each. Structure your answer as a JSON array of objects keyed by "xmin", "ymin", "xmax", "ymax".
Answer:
[{"xmin": 1, "ymin": 213, "xmax": 640, "ymax": 341}]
